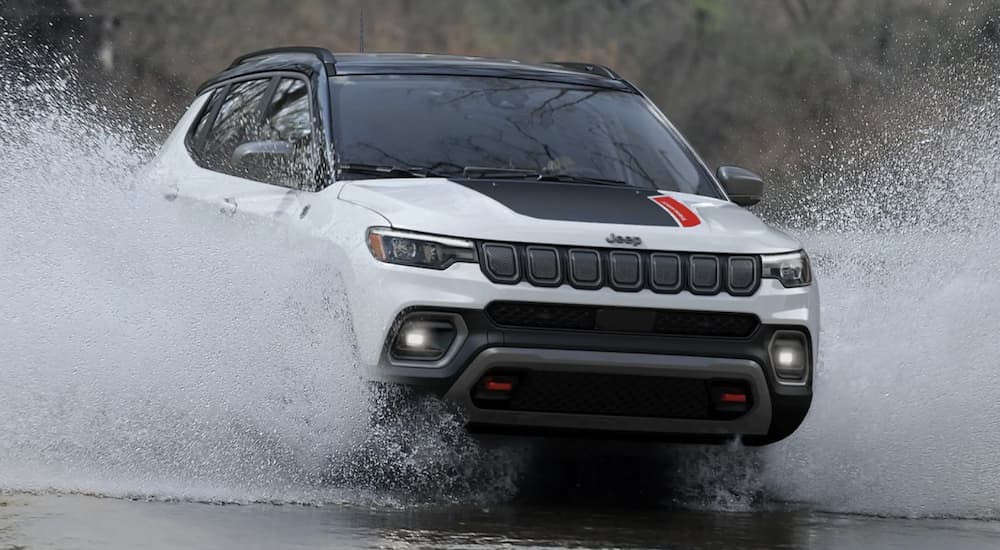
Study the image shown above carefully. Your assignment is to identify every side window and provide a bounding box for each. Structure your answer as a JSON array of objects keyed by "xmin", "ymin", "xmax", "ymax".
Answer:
[
  {"xmin": 265, "ymin": 78, "xmax": 311, "ymax": 142},
  {"xmin": 191, "ymin": 76, "xmax": 320, "ymax": 191},
  {"xmin": 259, "ymin": 77, "xmax": 318, "ymax": 190},
  {"xmin": 200, "ymin": 78, "xmax": 272, "ymax": 176}
]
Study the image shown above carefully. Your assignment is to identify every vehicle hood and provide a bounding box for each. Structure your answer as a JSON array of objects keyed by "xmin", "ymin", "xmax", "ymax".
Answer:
[{"xmin": 338, "ymin": 178, "xmax": 801, "ymax": 254}]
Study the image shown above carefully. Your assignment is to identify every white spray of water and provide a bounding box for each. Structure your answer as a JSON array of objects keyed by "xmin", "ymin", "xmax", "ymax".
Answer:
[
  {"xmin": 761, "ymin": 77, "xmax": 1000, "ymax": 519},
  {"xmin": 2, "ymin": 45, "xmax": 999, "ymax": 518},
  {"xmin": 0, "ymin": 54, "xmax": 520, "ymax": 506},
  {"xmin": 677, "ymin": 70, "xmax": 1000, "ymax": 519}
]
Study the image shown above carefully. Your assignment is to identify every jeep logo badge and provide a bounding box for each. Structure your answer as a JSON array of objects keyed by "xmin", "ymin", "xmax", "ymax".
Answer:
[{"xmin": 606, "ymin": 233, "xmax": 642, "ymax": 247}]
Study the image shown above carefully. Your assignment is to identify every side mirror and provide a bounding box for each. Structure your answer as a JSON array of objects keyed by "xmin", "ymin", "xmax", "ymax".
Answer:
[
  {"xmin": 717, "ymin": 166, "xmax": 764, "ymax": 207},
  {"xmin": 232, "ymin": 140, "xmax": 294, "ymax": 166}
]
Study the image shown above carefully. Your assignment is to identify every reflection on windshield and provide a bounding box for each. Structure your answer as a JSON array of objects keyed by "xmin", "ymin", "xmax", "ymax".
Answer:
[{"xmin": 330, "ymin": 75, "xmax": 720, "ymax": 197}]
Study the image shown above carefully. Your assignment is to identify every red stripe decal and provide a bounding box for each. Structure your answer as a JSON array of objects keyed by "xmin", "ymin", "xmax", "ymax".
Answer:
[{"xmin": 650, "ymin": 195, "xmax": 701, "ymax": 227}]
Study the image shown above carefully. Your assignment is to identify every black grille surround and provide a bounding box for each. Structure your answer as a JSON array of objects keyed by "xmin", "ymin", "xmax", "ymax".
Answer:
[
  {"xmin": 479, "ymin": 241, "xmax": 760, "ymax": 296},
  {"xmin": 486, "ymin": 301, "xmax": 761, "ymax": 338}
]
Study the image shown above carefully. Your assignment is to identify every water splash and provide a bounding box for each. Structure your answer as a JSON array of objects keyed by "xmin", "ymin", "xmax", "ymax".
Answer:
[
  {"xmin": 760, "ymin": 63, "xmax": 1000, "ymax": 519},
  {"xmin": 0, "ymin": 46, "xmax": 520, "ymax": 506},
  {"xmin": 684, "ymin": 63, "xmax": 1000, "ymax": 519}
]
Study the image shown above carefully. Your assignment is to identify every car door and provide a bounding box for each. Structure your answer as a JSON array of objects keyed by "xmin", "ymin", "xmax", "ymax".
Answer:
[{"xmin": 180, "ymin": 74, "xmax": 322, "ymax": 224}]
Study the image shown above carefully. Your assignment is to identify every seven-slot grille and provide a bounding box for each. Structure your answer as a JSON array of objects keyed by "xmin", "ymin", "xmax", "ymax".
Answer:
[{"xmin": 478, "ymin": 242, "xmax": 760, "ymax": 296}]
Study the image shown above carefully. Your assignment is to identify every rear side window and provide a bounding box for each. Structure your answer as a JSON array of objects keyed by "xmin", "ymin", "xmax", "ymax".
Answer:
[{"xmin": 189, "ymin": 88, "xmax": 224, "ymax": 148}]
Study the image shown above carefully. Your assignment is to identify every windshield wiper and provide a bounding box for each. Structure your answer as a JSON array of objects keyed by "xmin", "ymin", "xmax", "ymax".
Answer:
[
  {"xmin": 462, "ymin": 166, "xmax": 629, "ymax": 187},
  {"xmin": 336, "ymin": 163, "xmax": 445, "ymax": 179}
]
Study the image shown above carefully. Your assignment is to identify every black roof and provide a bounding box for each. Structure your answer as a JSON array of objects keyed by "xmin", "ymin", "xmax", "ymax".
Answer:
[{"xmin": 197, "ymin": 47, "xmax": 633, "ymax": 94}]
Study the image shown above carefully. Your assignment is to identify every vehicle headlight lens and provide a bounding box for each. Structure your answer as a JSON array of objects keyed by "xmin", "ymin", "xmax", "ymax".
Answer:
[
  {"xmin": 367, "ymin": 227, "xmax": 477, "ymax": 270},
  {"xmin": 761, "ymin": 251, "xmax": 812, "ymax": 287}
]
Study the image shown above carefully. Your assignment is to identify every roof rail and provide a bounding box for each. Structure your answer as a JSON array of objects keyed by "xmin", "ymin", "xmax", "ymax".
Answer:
[
  {"xmin": 544, "ymin": 61, "xmax": 620, "ymax": 80},
  {"xmin": 230, "ymin": 46, "xmax": 337, "ymax": 68}
]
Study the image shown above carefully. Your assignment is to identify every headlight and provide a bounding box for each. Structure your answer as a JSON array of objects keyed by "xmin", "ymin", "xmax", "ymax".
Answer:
[
  {"xmin": 761, "ymin": 251, "xmax": 812, "ymax": 287},
  {"xmin": 367, "ymin": 227, "xmax": 477, "ymax": 270}
]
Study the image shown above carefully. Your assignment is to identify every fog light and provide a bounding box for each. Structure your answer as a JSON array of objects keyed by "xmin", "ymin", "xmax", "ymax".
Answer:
[
  {"xmin": 403, "ymin": 330, "xmax": 427, "ymax": 348},
  {"xmin": 769, "ymin": 330, "xmax": 810, "ymax": 381},
  {"xmin": 391, "ymin": 318, "xmax": 458, "ymax": 361}
]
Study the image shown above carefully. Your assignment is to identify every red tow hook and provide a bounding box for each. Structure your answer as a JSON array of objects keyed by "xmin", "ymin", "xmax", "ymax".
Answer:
[
  {"xmin": 710, "ymin": 383, "xmax": 752, "ymax": 415},
  {"xmin": 720, "ymin": 392, "xmax": 747, "ymax": 404},
  {"xmin": 474, "ymin": 374, "xmax": 518, "ymax": 401}
]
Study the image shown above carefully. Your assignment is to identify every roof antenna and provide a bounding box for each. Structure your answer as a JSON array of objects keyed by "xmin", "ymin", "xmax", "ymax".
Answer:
[{"xmin": 358, "ymin": 0, "xmax": 365, "ymax": 52}]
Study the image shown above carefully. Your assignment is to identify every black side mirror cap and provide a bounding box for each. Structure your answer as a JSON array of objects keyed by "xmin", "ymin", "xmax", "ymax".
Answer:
[{"xmin": 717, "ymin": 166, "xmax": 764, "ymax": 207}]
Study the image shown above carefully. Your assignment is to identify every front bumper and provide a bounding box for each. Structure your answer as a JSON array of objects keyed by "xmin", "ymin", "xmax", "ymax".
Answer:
[
  {"xmin": 348, "ymin": 261, "xmax": 817, "ymax": 444},
  {"xmin": 370, "ymin": 304, "xmax": 813, "ymax": 444}
]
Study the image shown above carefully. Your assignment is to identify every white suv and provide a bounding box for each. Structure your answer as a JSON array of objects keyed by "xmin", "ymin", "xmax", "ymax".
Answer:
[{"xmin": 152, "ymin": 47, "xmax": 818, "ymax": 445}]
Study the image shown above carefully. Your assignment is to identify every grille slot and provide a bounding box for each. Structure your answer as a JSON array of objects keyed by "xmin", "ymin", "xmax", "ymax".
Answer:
[
  {"xmin": 567, "ymin": 248, "xmax": 602, "ymax": 289},
  {"xmin": 486, "ymin": 301, "xmax": 760, "ymax": 338},
  {"xmin": 526, "ymin": 246, "xmax": 561, "ymax": 286},
  {"xmin": 650, "ymin": 253, "xmax": 682, "ymax": 292},
  {"xmin": 609, "ymin": 251, "xmax": 643, "ymax": 291},
  {"xmin": 479, "ymin": 242, "xmax": 760, "ymax": 296},
  {"xmin": 728, "ymin": 257, "xmax": 758, "ymax": 296},
  {"xmin": 482, "ymin": 244, "xmax": 519, "ymax": 282},
  {"xmin": 689, "ymin": 255, "xmax": 721, "ymax": 294},
  {"xmin": 481, "ymin": 371, "xmax": 712, "ymax": 419}
]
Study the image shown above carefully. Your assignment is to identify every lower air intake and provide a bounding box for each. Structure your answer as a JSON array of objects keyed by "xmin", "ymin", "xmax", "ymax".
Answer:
[
  {"xmin": 476, "ymin": 371, "xmax": 712, "ymax": 419},
  {"xmin": 486, "ymin": 301, "xmax": 760, "ymax": 338}
]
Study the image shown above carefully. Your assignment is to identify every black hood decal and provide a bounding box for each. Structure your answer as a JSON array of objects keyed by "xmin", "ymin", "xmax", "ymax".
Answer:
[{"xmin": 452, "ymin": 179, "xmax": 679, "ymax": 227}]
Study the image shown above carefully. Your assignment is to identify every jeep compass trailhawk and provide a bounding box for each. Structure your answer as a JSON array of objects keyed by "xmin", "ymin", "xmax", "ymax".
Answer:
[{"xmin": 152, "ymin": 47, "xmax": 818, "ymax": 445}]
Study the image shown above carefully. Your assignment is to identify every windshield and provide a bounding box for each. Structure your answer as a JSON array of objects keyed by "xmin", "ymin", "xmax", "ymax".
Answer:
[{"xmin": 329, "ymin": 75, "xmax": 721, "ymax": 197}]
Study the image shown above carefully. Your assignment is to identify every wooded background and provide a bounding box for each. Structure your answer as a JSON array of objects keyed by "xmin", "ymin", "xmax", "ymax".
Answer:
[{"xmin": 5, "ymin": 0, "xmax": 999, "ymax": 186}]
